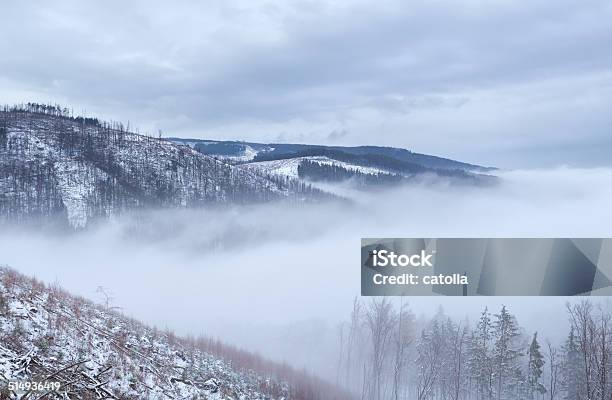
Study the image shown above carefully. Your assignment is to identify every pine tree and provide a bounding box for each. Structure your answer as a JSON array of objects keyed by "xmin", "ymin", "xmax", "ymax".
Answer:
[
  {"xmin": 562, "ymin": 328, "xmax": 582, "ymax": 400},
  {"xmin": 527, "ymin": 332, "xmax": 546, "ymax": 398},
  {"xmin": 493, "ymin": 305, "xmax": 522, "ymax": 400},
  {"xmin": 469, "ymin": 307, "xmax": 494, "ymax": 400},
  {"xmin": 0, "ymin": 125, "xmax": 7, "ymax": 149}
]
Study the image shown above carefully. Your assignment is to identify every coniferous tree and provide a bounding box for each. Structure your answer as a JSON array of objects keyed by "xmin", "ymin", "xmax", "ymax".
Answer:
[
  {"xmin": 562, "ymin": 328, "xmax": 582, "ymax": 400},
  {"xmin": 527, "ymin": 332, "xmax": 546, "ymax": 398},
  {"xmin": 469, "ymin": 307, "xmax": 494, "ymax": 400},
  {"xmin": 0, "ymin": 126, "xmax": 7, "ymax": 149},
  {"xmin": 493, "ymin": 305, "xmax": 522, "ymax": 400}
]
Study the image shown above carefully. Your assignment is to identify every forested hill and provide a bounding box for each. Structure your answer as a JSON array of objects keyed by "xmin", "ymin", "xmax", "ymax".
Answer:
[
  {"xmin": 0, "ymin": 104, "xmax": 325, "ymax": 229},
  {"xmin": 168, "ymin": 138, "xmax": 496, "ymax": 189},
  {"xmin": 168, "ymin": 138, "xmax": 495, "ymax": 173}
]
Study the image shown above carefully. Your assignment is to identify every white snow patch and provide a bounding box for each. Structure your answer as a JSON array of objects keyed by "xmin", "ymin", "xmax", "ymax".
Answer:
[
  {"xmin": 53, "ymin": 161, "xmax": 108, "ymax": 229},
  {"xmin": 239, "ymin": 156, "xmax": 390, "ymax": 178}
]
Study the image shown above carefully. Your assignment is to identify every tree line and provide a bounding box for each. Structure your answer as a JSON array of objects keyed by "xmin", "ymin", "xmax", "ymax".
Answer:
[
  {"xmin": 337, "ymin": 298, "xmax": 609, "ymax": 400},
  {"xmin": 297, "ymin": 159, "xmax": 405, "ymax": 186}
]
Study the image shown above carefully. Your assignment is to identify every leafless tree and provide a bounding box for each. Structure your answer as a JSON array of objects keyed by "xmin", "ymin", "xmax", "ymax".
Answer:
[
  {"xmin": 416, "ymin": 327, "xmax": 442, "ymax": 400},
  {"xmin": 451, "ymin": 323, "xmax": 468, "ymax": 400},
  {"xmin": 546, "ymin": 340, "xmax": 561, "ymax": 400},
  {"xmin": 96, "ymin": 286, "xmax": 122, "ymax": 312},
  {"xmin": 346, "ymin": 297, "xmax": 363, "ymax": 387},
  {"xmin": 392, "ymin": 300, "xmax": 413, "ymax": 400},
  {"xmin": 364, "ymin": 298, "xmax": 397, "ymax": 400},
  {"xmin": 566, "ymin": 300, "xmax": 612, "ymax": 400}
]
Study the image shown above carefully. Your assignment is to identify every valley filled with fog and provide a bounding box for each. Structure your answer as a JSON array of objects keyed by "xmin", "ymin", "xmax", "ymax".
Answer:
[
  {"xmin": 2, "ymin": 167, "xmax": 612, "ymax": 382},
  {"xmin": 3, "ymin": 1, "xmax": 611, "ymax": 397}
]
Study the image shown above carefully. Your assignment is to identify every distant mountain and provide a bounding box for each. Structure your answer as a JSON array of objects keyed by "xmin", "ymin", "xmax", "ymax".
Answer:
[
  {"xmin": 0, "ymin": 105, "xmax": 325, "ymax": 229},
  {"xmin": 0, "ymin": 266, "xmax": 351, "ymax": 400},
  {"xmin": 168, "ymin": 138, "xmax": 497, "ymax": 187},
  {"xmin": 0, "ymin": 103, "xmax": 496, "ymax": 230}
]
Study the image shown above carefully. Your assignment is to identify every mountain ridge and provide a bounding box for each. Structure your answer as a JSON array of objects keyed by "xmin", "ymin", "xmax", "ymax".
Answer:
[
  {"xmin": 168, "ymin": 138, "xmax": 496, "ymax": 188},
  {"xmin": 167, "ymin": 138, "xmax": 495, "ymax": 173},
  {"xmin": 0, "ymin": 103, "xmax": 496, "ymax": 230},
  {"xmin": 0, "ymin": 105, "xmax": 325, "ymax": 229}
]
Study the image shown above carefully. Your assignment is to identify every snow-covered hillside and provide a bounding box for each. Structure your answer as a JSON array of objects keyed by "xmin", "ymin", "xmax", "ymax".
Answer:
[
  {"xmin": 167, "ymin": 139, "xmax": 495, "ymax": 173},
  {"xmin": 224, "ymin": 145, "xmax": 259, "ymax": 162},
  {"xmin": 0, "ymin": 266, "xmax": 350, "ymax": 400},
  {"xmin": 168, "ymin": 138, "xmax": 496, "ymax": 188},
  {"xmin": 202, "ymin": 143, "xmax": 261, "ymax": 162},
  {"xmin": 0, "ymin": 106, "xmax": 325, "ymax": 228},
  {"xmin": 170, "ymin": 139, "xmax": 274, "ymax": 163},
  {"xmin": 238, "ymin": 157, "xmax": 390, "ymax": 179}
]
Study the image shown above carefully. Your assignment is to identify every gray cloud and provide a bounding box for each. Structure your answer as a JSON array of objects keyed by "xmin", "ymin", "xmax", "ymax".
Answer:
[
  {"xmin": 327, "ymin": 128, "xmax": 349, "ymax": 141},
  {"xmin": 2, "ymin": 0, "xmax": 612, "ymax": 167}
]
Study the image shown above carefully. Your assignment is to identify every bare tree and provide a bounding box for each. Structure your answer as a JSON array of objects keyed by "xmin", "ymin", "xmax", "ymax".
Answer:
[
  {"xmin": 337, "ymin": 322, "xmax": 346, "ymax": 386},
  {"xmin": 546, "ymin": 340, "xmax": 561, "ymax": 400},
  {"xmin": 451, "ymin": 322, "xmax": 468, "ymax": 400},
  {"xmin": 416, "ymin": 324, "xmax": 442, "ymax": 400},
  {"xmin": 364, "ymin": 298, "xmax": 397, "ymax": 400},
  {"xmin": 392, "ymin": 300, "xmax": 414, "ymax": 400},
  {"xmin": 96, "ymin": 286, "xmax": 122, "ymax": 312},
  {"xmin": 566, "ymin": 300, "xmax": 612, "ymax": 400},
  {"xmin": 346, "ymin": 297, "xmax": 363, "ymax": 387}
]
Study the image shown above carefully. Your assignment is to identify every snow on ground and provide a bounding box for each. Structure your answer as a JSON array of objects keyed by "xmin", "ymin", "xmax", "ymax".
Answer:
[
  {"xmin": 180, "ymin": 140, "xmax": 218, "ymax": 149},
  {"xmin": 218, "ymin": 145, "xmax": 260, "ymax": 162},
  {"xmin": 172, "ymin": 140, "xmax": 271, "ymax": 163},
  {"xmin": 0, "ymin": 267, "xmax": 293, "ymax": 399},
  {"xmin": 1, "ymin": 112, "xmax": 319, "ymax": 229},
  {"xmin": 239, "ymin": 156, "xmax": 391, "ymax": 178},
  {"xmin": 53, "ymin": 161, "xmax": 108, "ymax": 229}
]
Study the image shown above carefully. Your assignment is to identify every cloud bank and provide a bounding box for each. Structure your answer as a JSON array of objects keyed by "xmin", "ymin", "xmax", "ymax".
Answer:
[
  {"xmin": 2, "ymin": 0, "xmax": 612, "ymax": 167},
  {"xmin": 2, "ymin": 167, "xmax": 612, "ymax": 376}
]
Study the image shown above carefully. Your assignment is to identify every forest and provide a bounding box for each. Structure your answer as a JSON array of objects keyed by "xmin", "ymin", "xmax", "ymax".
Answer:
[
  {"xmin": 252, "ymin": 147, "xmax": 431, "ymax": 175},
  {"xmin": 0, "ymin": 103, "xmax": 326, "ymax": 228},
  {"xmin": 297, "ymin": 160, "xmax": 405, "ymax": 186},
  {"xmin": 337, "ymin": 298, "xmax": 605, "ymax": 400},
  {"xmin": 296, "ymin": 159, "xmax": 489, "ymax": 188}
]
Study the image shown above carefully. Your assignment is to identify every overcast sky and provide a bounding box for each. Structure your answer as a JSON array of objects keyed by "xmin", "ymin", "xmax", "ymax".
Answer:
[{"xmin": 2, "ymin": 0, "xmax": 611, "ymax": 167}]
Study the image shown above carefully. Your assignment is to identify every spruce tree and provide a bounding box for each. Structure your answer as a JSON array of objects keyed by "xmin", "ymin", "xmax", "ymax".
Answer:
[
  {"xmin": 471, "ymin": 307, "xmax": 494, "ymax": 400},
  {"xmin": 562, "ymin": 328, "xmax": 582, "ymax": 400},
  {"xmin": 527, "ymin": 332, "xmax": 546, "ymax": 398},
  {"xmin": 0, "ymin": 125, "xmax": 6, "ymax": 149},
  {"xmin": 493, "ymin": 305, "xmax": 522, "ymax": 400}
]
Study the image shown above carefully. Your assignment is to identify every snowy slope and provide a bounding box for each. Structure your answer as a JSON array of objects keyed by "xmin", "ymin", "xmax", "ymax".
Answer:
[
  {"xmin": 167, "ymin": 138, "xmax": 496, "ymax": 188},
  {"xmin": 0, "ymin": 109, "xmax": 325, "ymax": 228},
  {"xmin": 0, "ymin": 266, "xmax": 349, "ymax": 400},
  {"xmin": 224, "ymin": 145, "xmax": 259, "ymax": 162},
  {"xmin": 238, "ymin": 156, "xmax": 390, "ymax": 179},
  {"xmin": 200, "ymin": 144, "xmax": 260, "ymax": 163},
  {"xmin": 170, "ymin": 139, "xmax": 273, "ymax": 163},
  {"xmin": 167, "ymin": 139, "xmax": 495, "ymax": 173}
]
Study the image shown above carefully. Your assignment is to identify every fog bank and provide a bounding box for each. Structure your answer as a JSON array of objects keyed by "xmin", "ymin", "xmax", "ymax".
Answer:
[{"xmin": 2, "ymin": 167, "xmax": 612, "ymax": 377}]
